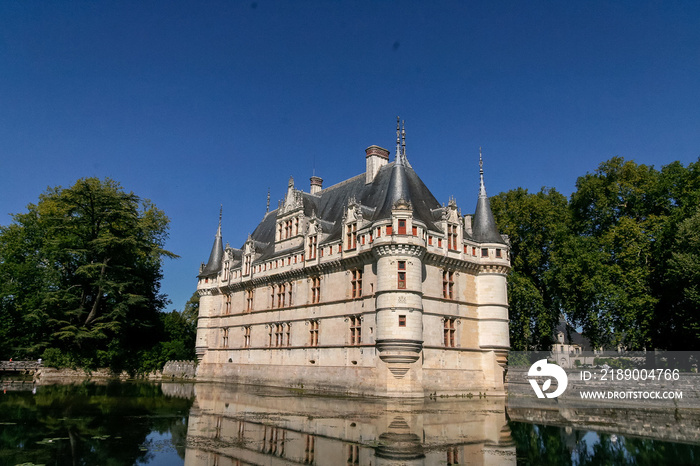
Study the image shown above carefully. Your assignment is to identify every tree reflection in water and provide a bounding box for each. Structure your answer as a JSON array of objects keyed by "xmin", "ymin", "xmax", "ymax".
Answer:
[{"xmin": 0, "ymin": 382, "xmax": 193, "ymax": 465}]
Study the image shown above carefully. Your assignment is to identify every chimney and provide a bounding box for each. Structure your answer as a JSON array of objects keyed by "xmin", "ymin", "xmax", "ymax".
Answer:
[
  {"xmin": 310, "ymin": 176, "xmax": 323, "ymax": 195},
  {"xmin": 365, "ymin": 145, "xmax": 390, "ymax": 184}
]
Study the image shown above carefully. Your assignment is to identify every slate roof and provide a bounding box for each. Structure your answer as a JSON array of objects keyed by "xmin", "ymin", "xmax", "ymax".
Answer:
[{"xmin": 199, "ymin": 151, "xmax": 505, "ymax": 275}]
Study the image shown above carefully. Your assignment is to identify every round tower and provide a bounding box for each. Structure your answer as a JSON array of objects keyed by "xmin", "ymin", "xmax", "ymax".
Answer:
[{"xmin": 373, "ymin": 200, "xmax": 425, "ymax": 395}]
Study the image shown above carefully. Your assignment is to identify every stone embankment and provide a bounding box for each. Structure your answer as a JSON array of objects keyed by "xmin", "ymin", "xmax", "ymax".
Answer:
[{"xmin": 161, "ymin": 360, "xmax": 197, "ymax": 380}]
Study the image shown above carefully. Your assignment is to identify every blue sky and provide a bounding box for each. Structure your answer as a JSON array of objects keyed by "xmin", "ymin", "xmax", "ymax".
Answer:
[{"xmin": 1, "ymin": 1, "xmax": 699, "ymax": 311}]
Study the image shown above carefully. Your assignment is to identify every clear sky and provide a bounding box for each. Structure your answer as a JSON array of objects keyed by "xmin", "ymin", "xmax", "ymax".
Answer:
[{"xmin": 1, "ymin": 1, "xmax": 699, "ymax": 311}]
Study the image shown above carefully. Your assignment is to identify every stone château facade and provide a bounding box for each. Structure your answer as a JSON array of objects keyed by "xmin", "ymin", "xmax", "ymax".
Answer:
[{"xmin": 195, "ymin": 122, "xmax": 510, "ymax": 397}]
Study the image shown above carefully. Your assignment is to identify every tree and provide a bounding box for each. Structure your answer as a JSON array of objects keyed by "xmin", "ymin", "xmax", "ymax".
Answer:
[
  {"xmin": 490, "ymin": 187, "xmax": 570, "ymax": 350},
  {"xmin": 0, "ymin": 178, "xmax": 177, "ymax": 370}
]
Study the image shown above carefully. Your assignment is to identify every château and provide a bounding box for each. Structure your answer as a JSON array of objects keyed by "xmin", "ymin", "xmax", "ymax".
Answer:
[{"xmin": 195, "ymin": 121, "xmax": 510, "ymax": 397}]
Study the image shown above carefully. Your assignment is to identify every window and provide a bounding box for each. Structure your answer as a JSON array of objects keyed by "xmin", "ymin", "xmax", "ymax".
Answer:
[
  {"xmin": 244, "ymin": 255, "xmax": 251, "ymax": 276},
  {"xmin": 351, "ymin": 269, "xmax": 362, "ymax": 298},
  {"xmin": 438, "ymin": 238, "xmax": 442, "ymax": 248},
  {"xmin": 277, "ymin": 283, "xmax": 286, "ymax": 308},
  {"xmin": 398, "ymin": 219, "xmax": 406, "ymax": 235},
  {"xmin": 285, "ymin": 323, "xmax": 291, "ymax": 346},
  {"xmin": 447, "ymin": 224, "xmax": 458, "ymax": 250},
  {"xmin": 311, "ymin": 276, "xmax": 321, "ymax": 304},
  {"xmin": 347, "ymin": 444, "xmax": 360, "ymax": 465},
  {"xmin": 274, "ymin": 323, "xmax": 284, "ymax": 347},
  {"xmin": 428, "ymin": 235, "xmax": 433, "ymax": 246},
  {"xmin": 309, "ymin": 320, "xmax": 319, "ymax": 346},
  {"xmin": 412, "ymin": 226, "xmax": 417, "ymax": 236},
  {"xmin": 481, "ymin": 248, "xmax": 489, "ymax": 257},
  {"xmin": 376, "ymin": 227, "xmax": 381, "ymax": 238},
  {"xmin": 270, "ymin": 286, "xmax": 275, "ymax": 309},
  {"xmin": 288, "ymin": 284, "xmax": 293, "ymax": 306},
  {"xmin": 443, "ymin": 270, "xmax": 454, "ymax": 299},
  {"xmin": 496, "ymin": 248, "xmax": 502, "ymax": 258},
  {"xmin": 244, "ymin": 326, "xmax": 251, "ymax": 348},
  {"xmin": 346, "ymin": 223, "xmax": 357, "ymax": 250},
  {"xmin": 397, "ymin": 261, "xmax": 406, "ymax": 289},
  {"xmin": 444, "ymin": 318, "xmax": 456, "ymax": 347},
  {"xmin": 472, "ymin": 246, "xmax": 477, "ymax": 256},
  {"xmin": 295, "ymin": 217, "xmax": 299, "ymax": 235},
  {"xmin": 222, "ymin": 328, "xmax": 229, "ymax": 348},
  {"xmin": 245, "ymin": 289, "xmax": 253, "ymax": 312},
  {"xmin": 446, "ymin": 447, "xmax": 459, "ymax": 465},
  {"xmin": 350, "ymin": 316, "xmax": 362, "ymax": 345},
  {"xmin": 308, "ymin": 235, "xmax": 317, "ymax": 259},
  {"xmin": 386, "ymin": 225, "xmax": 393, "ymax": 235},
  {"xmin": 224, "ymin": 293, "xmax": 231, "ymax": 315},
  {"xmin": 304, "ymin": 435, "xmax": 315, "ymax": 464},
  {"xmin": 398, "ymin": 315, "xmax": 406, "ymax": 327}
]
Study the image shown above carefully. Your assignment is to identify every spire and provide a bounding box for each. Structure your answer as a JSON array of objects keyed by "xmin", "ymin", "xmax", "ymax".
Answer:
[
  {"xmin": 471, "ymin": 149, "xmax": 504, "ymax": 244},
  {"xmin": 401, "ymin": 119, "xmax": 406, "ymax": 159},
  {"xmin": 199, "ymin": 207, "xmax": 225, "ymax": 277},
  {"xmin": 395, "ymin": 116, "xmax": 401, "ymax": 161},
  {"xmin": 479, "ymin": 146, "xmax": 487, "ymax": 198},
  {"xmin": 266, "ymin": 188, "xmax": 270, "ymax": 213}
]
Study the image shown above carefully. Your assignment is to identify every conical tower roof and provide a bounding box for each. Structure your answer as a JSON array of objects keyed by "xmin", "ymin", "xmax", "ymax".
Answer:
[
  {"xmin": 199, "ymin": 208, "xmax": 224, "ymax": 277},
  {"xmin": 471, "ymin": 150, "xmax": 505, "ymax": 244}
]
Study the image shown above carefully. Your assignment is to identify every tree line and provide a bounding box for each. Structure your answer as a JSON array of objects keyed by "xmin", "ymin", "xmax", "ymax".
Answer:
[
  {"xmin": 0, "ymin": 178, "xmax": 197, "ymax": 373},
  {"xmin": 1, "ymin": 159, "xmax": 697, "ymax": 372},
  {"xmin": 491, "ymin": 156, "xmax": 700, "ymax": 351}
]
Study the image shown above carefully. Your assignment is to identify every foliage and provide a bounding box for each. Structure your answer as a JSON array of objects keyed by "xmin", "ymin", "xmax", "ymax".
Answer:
[
  {"xmin": 491, "ymin": 187, "xmax": 570, "ymax": 350},
  {"xmin": 0, "ymin": 178, "xmax": 189, "ymax": 373},
  {"xmin": 493, "ymin": 157, "xmax": 700, "ymax": 351}
]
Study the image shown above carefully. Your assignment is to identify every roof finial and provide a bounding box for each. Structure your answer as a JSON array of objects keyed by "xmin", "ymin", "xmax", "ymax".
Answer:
[
  {"xmin": 479, "ymin": 147, "xmax": 487, "ymax": 198},
  {"xmin": 395, "ymin": 116, "xmax": 401, "ymax": 159},
  {"xmin": 266, "ymin": 187, "xmax": 270, "ymax": 213},
  {"xmin": 217, "ymin": 204, "xmax": 223, "ymax": 237},
  {"xmin": 401, "ymin": 120, "xmax": 406, "ymax": 158}
]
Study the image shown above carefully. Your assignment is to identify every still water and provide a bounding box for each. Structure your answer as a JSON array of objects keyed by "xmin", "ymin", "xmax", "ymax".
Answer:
[{"xmin": 1, "ymin": 381, "xmax": 698, "ymax": 465}]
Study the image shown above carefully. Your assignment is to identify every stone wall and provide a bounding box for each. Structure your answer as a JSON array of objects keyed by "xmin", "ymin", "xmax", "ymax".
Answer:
[{"xmin": 162, "ymin": 360, "xmax": 197, "ymax": 379}]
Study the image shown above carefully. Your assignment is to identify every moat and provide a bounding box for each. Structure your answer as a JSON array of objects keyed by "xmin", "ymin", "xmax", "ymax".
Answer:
[{"xmin": 1, "ymin": 381, "xmax": 698, "ymax": 465}]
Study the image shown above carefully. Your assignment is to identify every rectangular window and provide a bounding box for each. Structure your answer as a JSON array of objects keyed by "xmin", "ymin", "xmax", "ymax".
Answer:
[
  {"xmin": 351, "ymin": 269, "xmax": 363, "ymax": 298},
  {"xmin": 438, "ymin": 238, "xmax": 442, "ymax": 248},
  {"xmin": 350, "ymin": 316, "xmax": 362, "ymax": 345},
  {"xmin": 386, "ymin": 225, "xmax": 393, "ymax": 235},
  {"xmin": 246, "ymin": 289, "xmax": 254, "ymax": 312},
  {"xmin": 398, "ymin": 219, "xmax": 406, "ymax": 235},
  {"xmin": 481, "ymin": 248, "xmax": 489, "ymax": 257},
  {"xmin": 398, "ymin": 315, "xmax": 406, "ymax": 327},
  {"xmin": 443, "ymin": 270, "xmax": 454, "ymax": 299},
  {"xmin": 286, "ymin": 324, "xmax": 291, "ymax": 346},
  {"xmin": 397, "ymin": 261, "xmax": 406, "ymax": 289},
  {"xmin": 496, "ymin": 248, "xmax": 502, "ymax": 258},
  {"xmin": 347, "ymin": 223, "xmax": 357, "ymax": 250},
  {"xmin": 274, "ymin": 323, "xmax": 284, "ymax": 347},
  {"xmin": 347, "ymin": 444, "xmax": 360, "ymax": 465},
  {"xmin": 309, "ymin": 320, "xmax": 319, "ymax": 347},
  {"xmin": 447, "ymin": 224, "xmax": 458, "ymax": 250},
  {"xmin": 412, "ymin": 226, "xmax": 417, "ymax": 236},
  {"xmin": 311, "ymin": 276, "xmax": 321, "ymax": 304},
  {"xmin": 308, "ymin": 235, "xmax": 317, "ymax": 259},
  {"xmin": 428, "ymin": 235, "xmax": 433, "ymax": 246},
  {"xmin": 288, "ymin": 283, "xmax": 293, "ymax": 306},
  {"xmin": 244, "ymin": 326, "xmax": 251, "ymax": 348},
  {"xmin": 444, "ymin": 318, "xmax": 456, "ymax": 347},
  {"xmin": 277, "ymin": 283, "xmax": 286, "ymax": 308},
  {"xmin": 377, "ymin": 227, "xmax": 381, "ymax": 238},
  {"xmin": 224, "ymin": 293, "xmax": 231, "ymax": 315},
  {"xmin": 472, "ymin": 246, "xmax": 477, "ymax": 256},
  {"xmin": 270, "ymin": 286, "xmax": 276, "ymax": 309},
  {"xmin": 222, "ymin": 328, "xmax": 229, "ymax": 348}
]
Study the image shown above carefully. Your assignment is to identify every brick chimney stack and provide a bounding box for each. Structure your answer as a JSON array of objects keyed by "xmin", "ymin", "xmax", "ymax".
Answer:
[
  {"xmin": 365, "ymin": 145, "xmax": 390, "ymax": 184},
  {"xmin": 310, "ymin": 175, "xmax": 323, "ymax": 195}
]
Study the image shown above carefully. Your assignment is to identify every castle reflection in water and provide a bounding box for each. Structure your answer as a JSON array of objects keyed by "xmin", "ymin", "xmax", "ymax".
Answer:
[{"xmin": 176, "ymin": 383, "xmax": 515, "ymax": 466}]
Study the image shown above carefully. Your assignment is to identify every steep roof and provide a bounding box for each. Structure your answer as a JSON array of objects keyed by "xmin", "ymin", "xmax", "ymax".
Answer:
[
  {"xmin": 471, "ymin": 156, "xmax": 505, "ymax": 244},
  {"xmin": 199, "ymin": 220, "xmax": 223, "ymax": 277}
]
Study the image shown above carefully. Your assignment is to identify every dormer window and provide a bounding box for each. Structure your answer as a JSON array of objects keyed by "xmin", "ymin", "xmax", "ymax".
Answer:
[
  {"xmin": 308, "ymin": 235, "xmax": 317, "ymax": 259},
  {"xmin": 346, "ymin": 223, "xmax": 357, "ymax": 250},
  {"xmin": 447, "ymin": 224, "xmax": 459, "ymax": 251}
]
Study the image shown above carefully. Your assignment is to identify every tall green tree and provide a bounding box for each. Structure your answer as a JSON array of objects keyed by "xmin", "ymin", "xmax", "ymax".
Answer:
[
  {"xmin": 0, "ymin": 178, "xmax": 177, "ymax": 370},
  {"xmin": 491, "ymin": 187, "xmax": 570, "ymax": 350}
]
